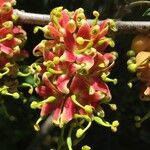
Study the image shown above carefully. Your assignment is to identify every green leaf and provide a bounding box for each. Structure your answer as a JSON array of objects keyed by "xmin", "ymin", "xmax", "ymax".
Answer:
[{"xmin": 143, "ymin": 8, "xmax": 150, "ymax": 16}]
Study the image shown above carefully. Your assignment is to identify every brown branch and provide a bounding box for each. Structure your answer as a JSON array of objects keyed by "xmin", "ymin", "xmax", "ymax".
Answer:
[
  {"xmin": 14, "ymin": 9, "xmax": 150, "ymax": 34},
  {"xmin": 14, "ymin": 9, "xmax": 50, "ymax": 26}
]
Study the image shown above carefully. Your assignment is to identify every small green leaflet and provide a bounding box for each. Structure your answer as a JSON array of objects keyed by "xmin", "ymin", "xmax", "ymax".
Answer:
[{"xmin": 143, "ymin": 8, "xmax": 150, "ymax": 16}]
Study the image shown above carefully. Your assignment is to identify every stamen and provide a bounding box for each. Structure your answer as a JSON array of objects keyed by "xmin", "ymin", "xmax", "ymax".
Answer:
[
  {"xmin": 21, "ymin": 83, "xmax": 33, "ymax": 94},
  {"xmin": 93, "ymin": 116, "xmax": 111, "ymax": 127},
  {"xmin": 0, "ymin": 67, "xmax": 10, "ymax": 79},
  {"xmin": 101, "ymin": 72, "xmax": 117, "ymax": 85},
  {"xmin": 74, "ymin": 114, "xmax": 91, "ymax": 122},
  {"xmin": 0, "ymin": 34, "xmax": 13, "ymax": 42},
  {"xmin": 109, "ymin": 104, "xmax": 117, "ymax": 111},
  {"xmin": 81, "ymin": 145, "xmax": 91, "ymax": 150},
  {"xmin": 76, "ymin": 40, "xmax": 93, "ymax": 54},
  {"xmin": 48, "ymin": 68, "xmax": 63, "ymax": 74},
  {"xmin": 2, "ymin": 21, "xmax": 13, "ymax": 29},
  {"xmin": 92, "ymin": 11, "xmax": 100, "ymax": 26},
  {"xmin": 71, "ymin": 95, "xmax": 93, "ymax": 114},
  {"xmin": 108, "ymin": 19, "xmax": 117, "ymax": 32},
  {"xmin": 1, "ymin": 89, "xmax": 20, "ymax": 99},
  {"xmin": 66, "ymin": 123, "xmax": 74, "ymax": 150},
  {"xmin": 76, "ymin": 121, "xmax": 92, "ymax": 138},
  {"xmin": 135, "ymin": 111, "xmax": 150, "ymax": 128},
  {"xmin": 17, "ymin": 70, "xmax": 31, "ymax": 77},
  {"xmin": 34, "ymin": 117, "xmax": 43, "ymax": 131},
  {"xmin": 30, "ymin": 96, "xmax": 56, "ymax": 109}
]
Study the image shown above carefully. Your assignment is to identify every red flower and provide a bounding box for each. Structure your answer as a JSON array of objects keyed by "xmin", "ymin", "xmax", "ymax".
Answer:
[
  {"xmin": 0, "ymin": 0, "xmax": 28, "ymax": 99},
  {"xmin": 31, "ymin": 7, "xmax": 118, "ymax": 129}
]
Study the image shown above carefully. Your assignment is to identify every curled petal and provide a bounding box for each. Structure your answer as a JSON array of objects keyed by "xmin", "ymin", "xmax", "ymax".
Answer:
[
  {"xmin": 103, "ymin": 53, "xmax": 114, "ymax": 61},
  {"xmin": 96, "ymin": 41, "xmax": 109, "ymax": 52},
  {"xmin": 100, "ymin": 19, "xmax": 109, "ymax": 31},
  {"xmin": 0, "ymin": 10, "xmax": 13, "ymax": 24},
  {"xmin": 59, "ymin": 9, "xmax": 70, "ymax": 27},
  {"xmin": 42, "ymin": 72, "xmax": 59, "ymax": 94},
  {"xmin": 60, "ymin": 97, "xmax": 76, "ymax": 124},
  {"xmin": 77, "ymin": 21, "xmax": 91, "ymax": 39},
  {"xmin": 43, "ymin": 50, "xmax": 55, "ymax": 61},
  {"xmin": 91, "ymin": 77, "xmax": 110, "ymax": 93},
  {"xmin": 60, "ymin": 50, "xmax": 76, "ymax": 62},
  {"xmin": 47, "ymin": 24, "xmax": 62, "ymax": 38},
  {"xmin": 76, "ymin": 54, "xmax": 94, "ymax": 70},
  {"xmin": 35, "ymin": 85, "xmax": 53, "ymax": 98},
  {"xmin": 13, "ymin": 26, "xmax": 26, "ymax": 35},
  {"xmin": 64, "ymin": 31, "xmax": 75, "ymax": 51},
  {"xmin": 56, "ymin": 74, "xmax": 70, "ymax": 94},
  {"xmin": 67, "ymin": 63, "xmax": 77, "ymax": 75},
  {"xmin": 0, "ymin": 43, "xmax": 12, "ymax": 54},
  {"xmin": 3, "ymin": 38, "xmax": 17, "ymax": 48},
  {"xmin": 0, "ymin": 27, "xmax": 12, "ymax": 36},
  {"xmin": 70, "ymin": 75, "xmax": 88, "ymax": 94},
  {"xmin": 40, "ymin": 103, "xmax": 52, "ymax": 117},
  {"xmin": 52, "ymin": 99, "xmax": 64, "ymax": 126}
]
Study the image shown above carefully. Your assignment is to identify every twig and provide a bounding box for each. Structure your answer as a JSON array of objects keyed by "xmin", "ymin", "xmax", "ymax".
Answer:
[
  {"xmin": 13, "ymin": 9, "xmax": 150, "ymax": 34},
  {"xmin": 115, "ymin": 20, "xmax": 150, "ymax": 34},
  {"xmin": 14, "ymin": 9, "xmax": 50, "ymax": 26}
]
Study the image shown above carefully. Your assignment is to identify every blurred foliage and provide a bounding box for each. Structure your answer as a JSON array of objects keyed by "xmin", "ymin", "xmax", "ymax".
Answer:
[
  {"xmin": 143, "ymin": 8, "xmax": 150, "ymax": 16},
  {"xmin": 0, "ymin": 0, "xmax": 149, "ymax": 150}
]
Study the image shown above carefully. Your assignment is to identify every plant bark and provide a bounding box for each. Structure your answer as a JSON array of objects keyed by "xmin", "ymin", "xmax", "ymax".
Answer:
[{"xmin": 14, "ymin": 9, "xmax": 150, "ymax": 34}]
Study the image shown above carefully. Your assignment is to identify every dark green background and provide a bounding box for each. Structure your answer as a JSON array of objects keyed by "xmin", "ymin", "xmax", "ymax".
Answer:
[{"xmin": 0, "ymin": 0, "xmax": 149, "ymax": 150}]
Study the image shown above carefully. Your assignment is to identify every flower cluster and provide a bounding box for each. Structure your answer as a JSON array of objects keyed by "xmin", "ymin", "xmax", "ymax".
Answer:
[
  {"xmin": 127, "ymin": 34, "xmax": 150, "ymax": 101},
  {"xmin": 30, "ymin": 7, "xmax": 119, "ymax": 149},
  {"xmin": 127, "ymin": 34, "xmax": 150, "ymax": 128},
  {"xmin": 0, "ymin": 0, "xmax": 28, "ymax": 99}
]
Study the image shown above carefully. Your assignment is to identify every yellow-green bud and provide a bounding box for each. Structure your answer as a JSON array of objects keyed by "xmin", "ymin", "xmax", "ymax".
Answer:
[
  {"xmin": 127, "ymin": 82, "xmax": 133, "ymax": 88},
  {"xmin": 84, "ymin": 105, "xmax": 93, "ymax": 114},
  {"xmin": 6, "ymin": 34, "xmax": 13, "ymax": 40},
  {"xmin": 93, "ymin": 11, "xmax": 100, "ymax": 17},
  {"xmin": 76, "ymin": 37, "xmax": 85, "ymax": 45},
  {"xmin": 76, "ymin": 128, "xmax": 84, "ymax": 138},
  {"xmin": 134, "ymin": 116, "xmax": 141, "ymax": 121},
  {"xmin": 127, "ymin": 50, "xmax": 135, "ymax": 57},
  {"xmin": 127, "ymin": 63, "xmax": 137, "ymax": 72},
  {"xmin": 53, "ymin": 57, "xmax": 60, "ymax": 64},
  {"xmin": 108, "ymin": 19, "xmax": 117, "ymax": 32},
  {"xmin": 12, "ymin": 92, "xmax": 20, "ymax": 99},
  {"xmin": 30, "ymin": 101, "xmax": 39, "ymax": 109},
  {"xmin": 109, "ymin": 104, "xmax": 117, "ymax": 111},
  {"xmin": 82, "ymin": 145, "xmax": 91, "ymax": 150},
  {"xmin": 91, "ymin": 25, "xmax": 100, "ymax": 35},
  {"xmin": 112, "ymin": 120, "xmax": 119, "ymax": 127},
  {"xmin": 2, "ymin": 21, "xmax": 13, "ymax": 29},
  {"xmin": 111, "ymin": 126, "xmax": 117, "ymax": 132}
]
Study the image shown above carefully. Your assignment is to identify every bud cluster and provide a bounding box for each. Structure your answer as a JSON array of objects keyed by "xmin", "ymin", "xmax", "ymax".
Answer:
[{"xmin": 0, "ymin": 0, "xmax": 28, "ymax": 100}]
